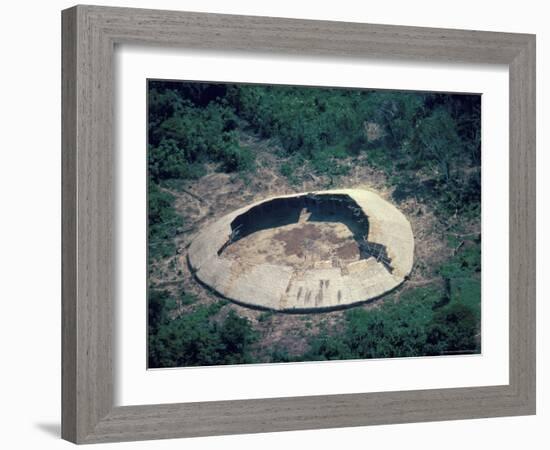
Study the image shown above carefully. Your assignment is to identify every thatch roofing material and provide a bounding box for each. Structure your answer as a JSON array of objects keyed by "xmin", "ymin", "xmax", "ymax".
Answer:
[{"xmin": 187, "ymin": 189, "xmax": 414, "ymax": 312}]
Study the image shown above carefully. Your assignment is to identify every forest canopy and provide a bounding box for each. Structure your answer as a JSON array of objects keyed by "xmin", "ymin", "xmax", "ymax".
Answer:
[{"xmin": 148, "ymin": 81, "xmax": 480, "ymax": 216}]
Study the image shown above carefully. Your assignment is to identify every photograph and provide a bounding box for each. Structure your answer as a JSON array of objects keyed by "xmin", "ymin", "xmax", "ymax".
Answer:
[{"xmin": 147, "ymin": 80, "xmax": 482, "ymax": 368}]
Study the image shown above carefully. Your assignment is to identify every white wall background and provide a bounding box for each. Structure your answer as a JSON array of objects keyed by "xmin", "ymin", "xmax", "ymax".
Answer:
[{"xmin": 0, "ymin": 0, "xmax": 546, "ymax": 448}]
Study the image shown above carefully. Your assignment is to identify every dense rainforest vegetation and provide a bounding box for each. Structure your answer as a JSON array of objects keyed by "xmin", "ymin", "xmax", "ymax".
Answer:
[{"xmin": 147, "ymin": 80, "xmax": 481, "ymax": 368}]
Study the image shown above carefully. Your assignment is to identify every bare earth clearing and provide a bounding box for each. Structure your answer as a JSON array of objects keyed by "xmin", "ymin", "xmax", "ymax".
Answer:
[
  {"xmin": 149, "ymin": 129, "xmax": 463, "ymax": 359},
  {"xmin": 225, "ymin": 221, "xmax": 360, "ymax": 270}
]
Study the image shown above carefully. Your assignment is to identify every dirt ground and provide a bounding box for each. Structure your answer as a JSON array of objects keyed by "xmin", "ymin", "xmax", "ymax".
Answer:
[
  {"xmin": 148, "ymin": 128, "xmax": 459, "ymax": 359},
  {"xmin": 224, "ymin": 221, "xmax": 360, "ymax": 270}
]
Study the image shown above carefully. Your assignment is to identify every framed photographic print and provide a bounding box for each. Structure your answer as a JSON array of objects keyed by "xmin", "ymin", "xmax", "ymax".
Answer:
[{"xmin": 62, "ymin": 5, "xmax": 536, "ymax": 444}]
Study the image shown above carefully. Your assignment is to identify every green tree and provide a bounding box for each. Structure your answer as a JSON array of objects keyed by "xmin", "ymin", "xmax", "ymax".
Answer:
[
  {"xmin": 148, "ymin": 182, "xmax": 182, "ymax": 260},
  {"xmin": 411, "ymin": 107, "xmax": 463, "ymax": 183}
]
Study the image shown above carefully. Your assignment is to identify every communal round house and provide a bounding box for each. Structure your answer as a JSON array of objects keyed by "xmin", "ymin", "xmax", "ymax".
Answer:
[{"xmin": 187, "ymin": 189, "xmax": 414, "ymax": 312}]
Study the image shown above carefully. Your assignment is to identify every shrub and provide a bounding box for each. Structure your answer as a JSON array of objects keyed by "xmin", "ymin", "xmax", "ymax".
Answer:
[
  {"xmin": 148, "ymin": 293, "xmax": 258, "ymax": 368},
  {"xmin": 147, "ymin": 182, "xmax": 182, "ymax": 261}
]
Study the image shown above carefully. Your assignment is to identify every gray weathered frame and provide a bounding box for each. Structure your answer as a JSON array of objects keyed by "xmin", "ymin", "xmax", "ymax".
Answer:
[{"xmin": 62, "ymin": 5, "xmax": 536, "ymax": 444}]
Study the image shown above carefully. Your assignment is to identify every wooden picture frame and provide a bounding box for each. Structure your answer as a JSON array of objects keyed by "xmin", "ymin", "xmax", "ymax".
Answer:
[{"xmin": 61, "ymin": 5, "xmax": 536, "ymax": 444}]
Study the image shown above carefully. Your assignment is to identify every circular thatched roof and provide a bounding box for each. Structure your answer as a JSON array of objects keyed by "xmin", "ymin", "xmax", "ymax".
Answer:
[{"xmin": 187, "ymin": 189, "xmax": 414, "ymax": 312}]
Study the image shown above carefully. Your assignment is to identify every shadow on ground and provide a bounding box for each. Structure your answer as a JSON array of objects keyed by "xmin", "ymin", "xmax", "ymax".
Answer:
[{"xmin": 35, "ymin": 422, "xmax": 60, "ymax": 438}]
